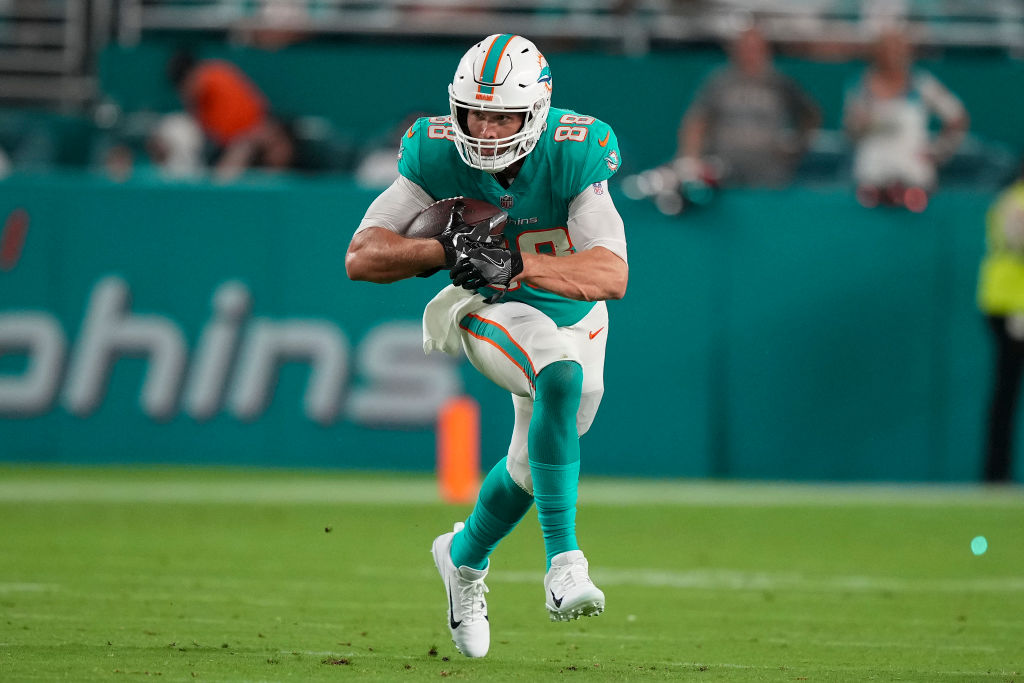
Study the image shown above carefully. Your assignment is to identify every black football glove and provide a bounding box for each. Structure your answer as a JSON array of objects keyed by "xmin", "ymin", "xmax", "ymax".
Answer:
[
  {"xmin": 416, "ymin": 200, "xmax": 507, "ymax": 278},
  {"xmin": 436, "ymin": 200, "xmax": 507, "ymax": 268},
  {"xmin": 450, "ymin": 245, "xmax": 524, "ymax": 303}
]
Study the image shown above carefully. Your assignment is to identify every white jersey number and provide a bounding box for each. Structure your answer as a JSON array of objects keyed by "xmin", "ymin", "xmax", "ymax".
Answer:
[
  {"xmin": 501, "ymin": 228, "xmax": 575, "ymax": 292},
  {"xmin": 553, "ymin": 114, "xmax": 595, "ymax": 142},
  {"xmin": 517, "ymin": 227, "xmax": 575, "ymax": 257}
]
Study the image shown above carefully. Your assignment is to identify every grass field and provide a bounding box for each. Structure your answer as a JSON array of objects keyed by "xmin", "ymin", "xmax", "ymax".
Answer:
[{"xmin": 0, "ymin": 466, "xmax": 1022, "ymax": 682}]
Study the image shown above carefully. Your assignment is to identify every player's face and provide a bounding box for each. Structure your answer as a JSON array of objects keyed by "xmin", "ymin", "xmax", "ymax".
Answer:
[{"xmin": 466, "ymin": 110, "xmax": 525, "ymax": 156}]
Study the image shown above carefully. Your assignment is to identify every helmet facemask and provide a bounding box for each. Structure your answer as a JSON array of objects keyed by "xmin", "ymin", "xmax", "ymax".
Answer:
[{"xmin": 448, "ymin": 35, "xmax": 552, "ymax": 173}]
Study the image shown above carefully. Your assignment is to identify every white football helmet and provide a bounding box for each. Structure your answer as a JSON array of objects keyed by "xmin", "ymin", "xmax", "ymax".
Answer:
[{"xmin": 448, "ymin": 34, "xmax": 552, "ymax": 173}]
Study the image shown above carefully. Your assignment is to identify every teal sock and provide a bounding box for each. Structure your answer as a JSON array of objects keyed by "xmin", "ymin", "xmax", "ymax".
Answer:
[
  {"xmin": 528, "ymin": 361, "xmax": 583, "ymax": 569},
  {"xmin": 450, "ymin": 457, "xmax": 533, "ymax": 570}
]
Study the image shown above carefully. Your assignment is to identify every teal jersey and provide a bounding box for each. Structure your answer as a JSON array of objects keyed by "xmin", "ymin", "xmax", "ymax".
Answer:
[{"xmin": 397, "ymin": 107, "xmax": 622, "ymax": 327}]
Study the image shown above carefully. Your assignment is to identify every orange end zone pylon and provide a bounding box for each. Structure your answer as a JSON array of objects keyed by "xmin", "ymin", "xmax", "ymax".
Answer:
[{"xmin": 436, "ymin": 395, "xmax": 481, "ymax": 504}]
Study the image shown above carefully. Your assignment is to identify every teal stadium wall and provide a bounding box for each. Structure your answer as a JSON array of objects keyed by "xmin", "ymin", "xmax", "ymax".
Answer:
[{"xmin": 0, "ymin": 174, "xmax": 1001, "ymax": 481}]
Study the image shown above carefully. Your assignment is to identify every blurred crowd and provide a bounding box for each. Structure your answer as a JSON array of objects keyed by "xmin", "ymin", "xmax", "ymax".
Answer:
[
  {"xmin": 625, "ymin": 20, "xmax": 979, "ymax": 215},
  {"xmin": 0, "ymin": 11, "xmax": 1016, "ymax": 203}
]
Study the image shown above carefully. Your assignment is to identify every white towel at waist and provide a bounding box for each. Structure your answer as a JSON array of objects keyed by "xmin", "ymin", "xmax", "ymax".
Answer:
[{"xmin": 422, "ymin": 284, "xmax": 488, "ymax": 356}]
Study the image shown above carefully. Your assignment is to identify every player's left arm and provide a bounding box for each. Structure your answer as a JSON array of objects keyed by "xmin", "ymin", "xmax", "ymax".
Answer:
[
  {"xmin": 516, "ymin": 181, "xmax": 628, "ymax": 302},
  {"xmin": 518, "ymin": 246, "xmax": 627, "ymax": 302}
]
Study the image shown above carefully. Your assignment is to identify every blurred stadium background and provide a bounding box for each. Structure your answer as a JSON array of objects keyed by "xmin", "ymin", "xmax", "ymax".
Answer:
[{"xmin": 3, "ymin": 1, "xmax": 1024, "ymax": 482}]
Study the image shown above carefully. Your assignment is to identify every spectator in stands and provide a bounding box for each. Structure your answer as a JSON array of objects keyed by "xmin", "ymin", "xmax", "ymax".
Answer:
[
  {"xmin": 167, "ymin": 50, "xmax": 294, "ymax": 181},
  {"xmin": 675, "ymin": 24, "xmax": 820, "ymax": 188},
  {"xmin": 843, "ymin": 27, "xmax": 968, "ymax": 209},
  {"xmin": 239, "ymin": 0, "xmax": 315, "ymax": 50},
  {"xmin": 147, "ymin": 112, "xmax": 206, "ymax": 179},
  {"xmin": 977, "ymin": 159, "xmax": 1024, "ymax": 483}
]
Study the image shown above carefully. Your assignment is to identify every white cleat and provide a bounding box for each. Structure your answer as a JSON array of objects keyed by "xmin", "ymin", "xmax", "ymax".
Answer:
[
  {"xmin": 430, "ymin": 522, "xmax": 490, "ymax": 658},
  {"xmin": 544, "ymin": 550, "xmax": 605, "ymax": 622}
]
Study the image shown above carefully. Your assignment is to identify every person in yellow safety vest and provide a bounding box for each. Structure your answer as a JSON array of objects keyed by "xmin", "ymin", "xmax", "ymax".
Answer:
[{"xmin": 977, "ymin": 165, "xmax": 1024, "ymax": 483}]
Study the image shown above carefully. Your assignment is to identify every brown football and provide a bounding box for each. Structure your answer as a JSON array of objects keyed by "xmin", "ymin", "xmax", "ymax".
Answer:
[{"xmin": 405, "ymin": 196, "xmax": 508, "ymax": 239}]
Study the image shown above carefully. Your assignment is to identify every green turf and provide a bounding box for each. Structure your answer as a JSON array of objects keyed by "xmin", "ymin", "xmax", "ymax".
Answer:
[{"xmin": 0, "ymin": 466, "xmax": 1022, "ymax": 681}]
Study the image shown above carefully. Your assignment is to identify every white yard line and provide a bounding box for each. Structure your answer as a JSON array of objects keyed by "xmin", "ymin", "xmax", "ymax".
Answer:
[
  {"xmin": 581, "ymin": 479, "xmax": 1024, "ymax": 507},
  {"xmin": 652, "ymin": 660, "xmax": 1015, "ymax": 678},
  {"xmin": 276, "ymin": 649, "xmax": 423, "ymax": 661},
  {"xmin": 493, "ymin": 566, "xmax": 1024, "ymax": 594},
  {"xmin": 760, "ymin": 637, "xmax": 998, "ymax": 652},
  {"xmin": 0, "ymin": 471, "xmax": 1020, "ymax": 506},
  {"xmin": 0, "ymin": 582, "xmax": 59, "ymax": 593},
  {"xmin": 0, "ymin": 478, "xmax": 440, "ymax": 505}
]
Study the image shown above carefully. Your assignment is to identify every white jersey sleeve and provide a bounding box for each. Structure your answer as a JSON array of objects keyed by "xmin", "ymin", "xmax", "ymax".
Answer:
[
  {"xmin": 356, "ymin": 175, "xmax": 434, "ymax": 235},
  {"xmin": 567, "ymin": 181, "xmax": 627, "ymax": 263}
]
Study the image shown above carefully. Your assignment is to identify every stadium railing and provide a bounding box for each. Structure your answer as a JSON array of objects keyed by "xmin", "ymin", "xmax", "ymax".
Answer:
[{"xmin": 113, "ymin": 0, "xmax": 1024, "ymax": 53}]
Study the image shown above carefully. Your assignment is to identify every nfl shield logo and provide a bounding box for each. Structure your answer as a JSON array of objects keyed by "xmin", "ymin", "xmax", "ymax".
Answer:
[{"xmin": 500, "ymin": 195, "xmax": 514, "ymax": 209}]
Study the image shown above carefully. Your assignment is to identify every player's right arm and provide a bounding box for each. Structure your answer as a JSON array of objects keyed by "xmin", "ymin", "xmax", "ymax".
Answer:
[
  {"xmin": 345, "ymin": 175, "xmax": 445, "ymax": 283},
  {"xmin": 346, "ymin": 228, "xmax": 446, "ymax": 283}
]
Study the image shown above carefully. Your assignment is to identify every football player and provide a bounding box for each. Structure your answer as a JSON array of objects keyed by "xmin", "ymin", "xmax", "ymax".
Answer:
[{"xmin": 346, "ymin": 34, "xmax": 628, "ymax": 658}]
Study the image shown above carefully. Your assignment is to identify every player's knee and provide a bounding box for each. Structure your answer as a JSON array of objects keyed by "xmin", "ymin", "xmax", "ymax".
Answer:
[{"xmin": 535, "ymin": 361, "xmax": 583, "ymax": 411}]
